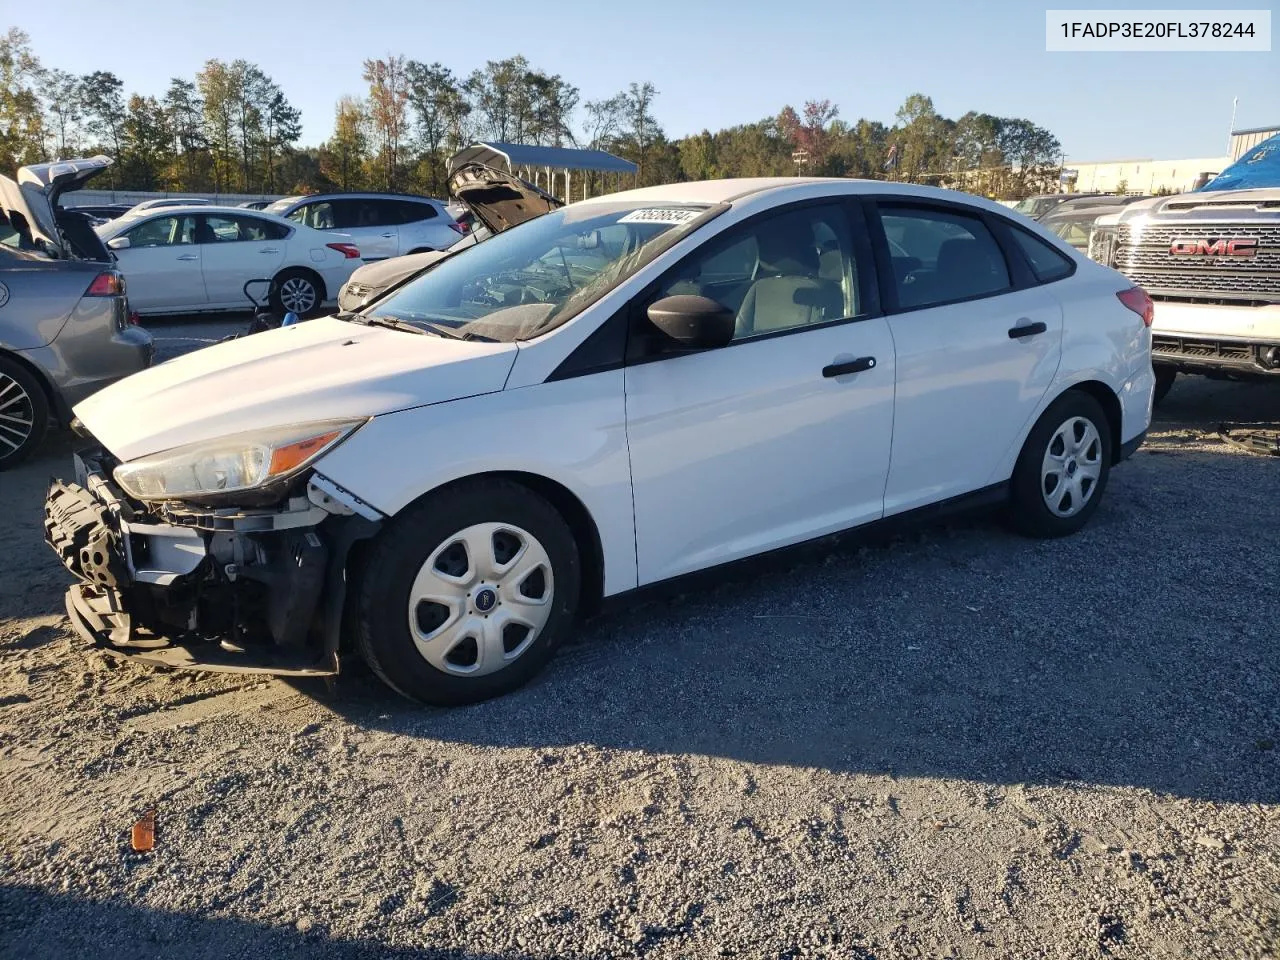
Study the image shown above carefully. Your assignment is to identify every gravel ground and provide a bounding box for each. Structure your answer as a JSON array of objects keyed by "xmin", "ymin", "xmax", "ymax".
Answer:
[{"xmin": 1, "ymin": 326, "xmax": 1278, "ymax": 959}]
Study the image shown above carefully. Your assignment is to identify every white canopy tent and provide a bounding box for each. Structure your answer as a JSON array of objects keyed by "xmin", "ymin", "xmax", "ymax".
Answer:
[{"xmin": 448, "ymin": 142, "xmax": 638, "ymax": 202}]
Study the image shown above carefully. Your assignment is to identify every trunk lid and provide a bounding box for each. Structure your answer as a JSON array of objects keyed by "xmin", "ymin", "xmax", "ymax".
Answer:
[
  {"xmin": 0, "ymin": 155, "xmax": 112, "ymax": 258},
  {"xmin": 447, "ymin": 161, "xmax": 563, "ymax": 235}
]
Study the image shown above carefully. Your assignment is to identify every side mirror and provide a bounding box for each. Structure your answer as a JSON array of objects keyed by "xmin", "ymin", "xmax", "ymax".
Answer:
[
  {"xmin": 106, "ymin": 236, "xmax": 131, "ymax": 251},
  {"xmin": 646, "ymin": 295, "xmax": 735, "ymax": 349}
]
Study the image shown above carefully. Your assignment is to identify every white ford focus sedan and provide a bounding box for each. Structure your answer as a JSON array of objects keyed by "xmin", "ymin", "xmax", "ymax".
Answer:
[{"xmin": 47, "ymin": 178, "xmax": 1154, "ymax": 704}]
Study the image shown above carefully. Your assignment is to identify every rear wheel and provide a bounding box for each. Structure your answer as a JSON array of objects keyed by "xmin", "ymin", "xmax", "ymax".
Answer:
[
  {"xmin": 1009, "ymin": 391, "xmax": 1112, "ymax": 538},
  {"xmin": 0, "ymin": 356, "xmax": 49, "ymax": 471},
  {"xmin": 1153, "ymin": 365, "xmax": 1177, "ymax": 406},
  {"xmin": 270, "ymin": 269, "xmax": 322, "ymax": 316},
  {"xmin": 356, "ymin": 480, "xmax": 581, "ymax": 705}
]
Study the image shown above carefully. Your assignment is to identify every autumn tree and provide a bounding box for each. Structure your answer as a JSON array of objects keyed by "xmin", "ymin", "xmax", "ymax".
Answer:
[
  {"xmin": 80, "ymin": 72, "xmax": 126, "ymax": 186},
  {"xmin": 363, "ymin": 56, "xmax": 410, "ymax": 190},
  {"xmin": 322, "ymin": 95, "xmax": 369, "ymax": 191},
  {"xmin": 0, "ymin": 29, "xmax": 46, "ymax": 169}
]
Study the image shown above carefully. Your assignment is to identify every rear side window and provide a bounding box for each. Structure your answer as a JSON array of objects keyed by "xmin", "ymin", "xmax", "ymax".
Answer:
[
  {"xmin": 878, "ymin": 205, "xmax": 1011, "ymax": 309},
  {"xmin": 332, "ymin": 198, "xmax": 400, "ymax": 228},
  {"xmin": 1009, "ymin": 226, "xmax": 1075, "ymax": 282},
  {"xmin": 395, "ymin": 200, "xmax": 438, "ymax": 224}
]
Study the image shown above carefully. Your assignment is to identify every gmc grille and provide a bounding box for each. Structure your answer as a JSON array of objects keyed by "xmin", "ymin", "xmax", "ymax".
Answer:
[{"xmin": 1114, "ymin": 223, "xmax": 1280, "ymax": 303}]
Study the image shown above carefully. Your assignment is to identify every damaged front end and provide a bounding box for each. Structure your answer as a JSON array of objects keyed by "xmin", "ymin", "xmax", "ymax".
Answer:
[{"xmin": 44, "ymin": 444, "xmax": 381, "ymax": 676}]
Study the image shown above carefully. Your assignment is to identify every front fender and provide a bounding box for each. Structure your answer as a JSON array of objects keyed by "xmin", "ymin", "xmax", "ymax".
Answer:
[{"xmin": 314, "ymin": 372, "xmax": 638, "ymax": 596}]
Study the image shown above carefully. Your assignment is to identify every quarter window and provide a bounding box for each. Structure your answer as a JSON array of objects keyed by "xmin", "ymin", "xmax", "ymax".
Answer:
[
  {"xmin": 880, "ymin": 205, "xmax": 1011, "ymax": 309},
  {"xmin": 653, "ymin": 204, "xmax": 860, "ymax": 341},
  {"xmin": 1010, "ymin": 225, "xmax": 1075, "ymax": 282}
]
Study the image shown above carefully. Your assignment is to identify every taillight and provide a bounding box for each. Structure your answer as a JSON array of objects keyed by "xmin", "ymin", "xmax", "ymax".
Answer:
[
  {"xmin": 84, "ymin": 272, "xmax": 124, "ymax": 297},
  {"xmin": 128, "ymin": 310, "xmax": 141, "ymax": 326},
  {"xmin": 448, "ymin": 221, "xmax": 467, "ymax": 235},
  {"xmin": 1116, "ymin": 286, "xmax": 1154, "ymax": 327},
  {"xmin": 326, "ymin": 242, "xmax": 361, "ymax": 259}
]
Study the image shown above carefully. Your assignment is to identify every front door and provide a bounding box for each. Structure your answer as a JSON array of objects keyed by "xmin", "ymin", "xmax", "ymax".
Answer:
[
  {"xmin": 116, "ymin": 214, "xmax": 203, "ymax": 312},
  {"xmin": 625, "ymin": 201, "xmax": 896, "ymax": 584}
]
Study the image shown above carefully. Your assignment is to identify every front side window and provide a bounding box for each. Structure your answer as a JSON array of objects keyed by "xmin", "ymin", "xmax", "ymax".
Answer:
[
  {"xmin": 879, "ymin": 205, "xmax": 1010, "ymax": 309},
  {"xmin": 366, "ymin": 203, "xmax": 712, "ymax": 342},
  {"xmin": 125, "ymin": 215, "xmax": 195, "ymax": 248},
  {"xmin": 652, "ymin": 203, "xmax": 859, "ymax": 340},
  {"xmin": 291, "ymin": 202, "xmax": 336, "ymax": 230}
]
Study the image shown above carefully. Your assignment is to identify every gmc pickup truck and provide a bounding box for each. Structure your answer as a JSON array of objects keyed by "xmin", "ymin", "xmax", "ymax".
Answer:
[{"xmin": 1089, "ymin": 188, "xmax": 1279, "ymax": 403}]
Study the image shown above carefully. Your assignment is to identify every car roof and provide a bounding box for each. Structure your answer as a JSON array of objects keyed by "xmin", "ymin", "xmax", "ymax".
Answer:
[
  {"xmin": 573, "ymin": 177, "xmax": 1023, "ymax": 218},
  {"xmin": 275, "ymin": 192, "xmax": 443, "ymax": 205}
]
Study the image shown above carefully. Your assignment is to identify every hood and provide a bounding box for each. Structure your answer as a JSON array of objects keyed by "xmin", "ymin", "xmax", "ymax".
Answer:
[
  {"xmin": 74, "ymin": 316, "xmax": 518, "ymax": 462},
  {"xmin": 1112, "ymin": 188, "xmax": 1280, "ymax": 224},
  {"xmin": 0, "ymin": 155, "xmax": 112, "ymax": 257},
  {"xmin": 348, "ymin": 249, "xmax": 452, "ymax": 292},
  {"xmin": 1200, "ymin": 134, "xmax": 1280, "ymax": 192},
  {"xmin": 448, "ymin": 161, "xmax": 563, "ymax": 234}
]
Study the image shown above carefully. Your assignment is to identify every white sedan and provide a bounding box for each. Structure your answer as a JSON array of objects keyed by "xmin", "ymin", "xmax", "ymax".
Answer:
[
  {"xmin": 96, "ymin": 206, "xmax": 363, "ymax": 316},
  {"xmin": 55, "ymin": 178, "xmax": 1154, "ymax": 705}
]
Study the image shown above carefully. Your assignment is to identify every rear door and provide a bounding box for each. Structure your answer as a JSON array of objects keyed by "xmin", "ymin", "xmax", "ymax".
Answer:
[
  {"xmin": 333, "ymin": 198, "xmax": 399, "ymax": 261},
  {"xmin": 393, "ymin": 199, "xmax": 455, "ymax": 253},
  {"xmin": 869, "ymin": 199, "xmax": 1063, "ymax": 515},
  {"xmin": 114, "ymin": 214, "xmax": 203, "ymax": 312},
  {"xmin": 197, "ymin": 214, "xmax": 288, "ymax": 306}
]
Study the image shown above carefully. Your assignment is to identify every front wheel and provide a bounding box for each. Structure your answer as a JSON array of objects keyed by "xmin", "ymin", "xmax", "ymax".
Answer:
[
  {"xmin": 355, "ymin": 480, "xmax": 581, "ymax": 705},
  {"xmin": 1009, "ymin": 391, "xmax": 1113, "ymax": 538},
  {"xmin": 0, "ymin": 357, "xmax": 50, "ymax": 471}
]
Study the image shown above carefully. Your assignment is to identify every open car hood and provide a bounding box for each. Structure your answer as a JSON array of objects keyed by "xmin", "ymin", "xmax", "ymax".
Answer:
[
  {"xmin": 0, "ymin": 155, "xmax": 112, "ymax": 258},
  {"xmin": 448, "ymin": 161, "xmax": 563, "ymax": 235}
]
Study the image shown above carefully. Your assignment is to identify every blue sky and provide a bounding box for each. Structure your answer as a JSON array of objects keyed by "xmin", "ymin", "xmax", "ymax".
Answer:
[{"xmin": 12, "ymin": 0, "xmax": 1278, "ymax": 163}]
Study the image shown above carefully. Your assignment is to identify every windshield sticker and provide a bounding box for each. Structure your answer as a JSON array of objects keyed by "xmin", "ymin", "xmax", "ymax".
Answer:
[{"xmin": 618, "ymin": 208, "xmax": 702, "ymax": 226}]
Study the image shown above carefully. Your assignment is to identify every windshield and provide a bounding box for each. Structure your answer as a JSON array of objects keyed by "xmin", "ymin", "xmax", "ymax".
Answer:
[{"xmin": 363, "ymin": 202, "xmax": 711, "ymax": 342}]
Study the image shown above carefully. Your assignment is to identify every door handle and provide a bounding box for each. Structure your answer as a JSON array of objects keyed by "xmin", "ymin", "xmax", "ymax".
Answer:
[
  {"xmin": 380, "ymin": 232, "xmax": 395, "ymax": 238},
  {"xmin": 176, "ymin": 254, "xmax": 198, "ymax": 261},
  {"xmin": 259, "ymin": 248, "xmax": 280, "ymax": 254},
  {"xmin": 823, "ymin": 356, "xmax": 877, "ymax": 378},
  {"xmin": 1008, "ymin": 320, "xmax": 1047, "ymax": 338}
]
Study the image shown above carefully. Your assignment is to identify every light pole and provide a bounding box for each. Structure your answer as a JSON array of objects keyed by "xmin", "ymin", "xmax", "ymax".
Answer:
[{"xmin": 1227, "ymin": 97, "xmax": 1239, "ymax": 156}]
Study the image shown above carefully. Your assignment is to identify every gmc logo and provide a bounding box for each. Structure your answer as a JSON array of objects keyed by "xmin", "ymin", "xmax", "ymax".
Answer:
[{"xmin": 1169, "ymin": 238, "xmax": 1259, "ymax": 258}]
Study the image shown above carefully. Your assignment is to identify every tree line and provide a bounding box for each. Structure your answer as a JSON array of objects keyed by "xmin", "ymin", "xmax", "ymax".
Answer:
[{"xmin": 0, "ymin": 27, "xmax": 1064, "ymax": 200}]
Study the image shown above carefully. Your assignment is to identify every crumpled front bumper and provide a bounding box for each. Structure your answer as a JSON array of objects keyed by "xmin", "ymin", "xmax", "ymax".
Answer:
[{"xmin": 43, "ymin": 459, "xmax": 381, "ymax": 676}]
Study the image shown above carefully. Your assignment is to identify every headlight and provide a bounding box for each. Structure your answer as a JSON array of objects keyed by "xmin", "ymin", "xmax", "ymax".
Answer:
[
  {"xmin": 1087, "ymin": 224, "xmax": 1118, "ymax": 267},
  {"xmin": 113, "ymin": 419, "xmax": 366, "ymax": 502}
]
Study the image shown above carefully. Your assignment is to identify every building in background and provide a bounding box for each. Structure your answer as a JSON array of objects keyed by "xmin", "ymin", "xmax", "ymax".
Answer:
[
  {"xmin": 1231, "ymin": 124, "xmax": 1280, "ymax": 161},
  {"xmin": 1061, "ymin": 156, "xmax": 1230, "ymax": 195}
]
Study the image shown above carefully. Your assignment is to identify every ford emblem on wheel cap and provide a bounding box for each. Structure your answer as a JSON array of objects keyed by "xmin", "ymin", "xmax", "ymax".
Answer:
[{"xmin": 475, "ymin": 588, "xmax": 497, "ymax": 613}]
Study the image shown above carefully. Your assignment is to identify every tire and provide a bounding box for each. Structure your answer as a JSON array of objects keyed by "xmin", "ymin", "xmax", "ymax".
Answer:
[
  {"xmin": 1153, "ymin": 365, "xmax": 1177, "ymax": 406},
  {"xmin": 1009, "ymin": 390, "xmax": 1113, "ymax": 539},
  {"xmin": 270, "ymin": 269, "xmax": 323, "ymax": 317},
  {"xmin": 0, "ymin": 356, "xmax": 50, "ymax": 471},
  {"xmin": 355, "ymin": 479, "xmax": 581, "ymax": 705}
]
